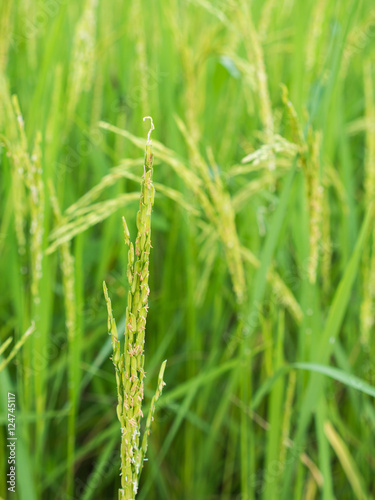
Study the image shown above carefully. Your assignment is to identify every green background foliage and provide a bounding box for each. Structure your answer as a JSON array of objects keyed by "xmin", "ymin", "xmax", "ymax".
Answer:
[{"xmin": 1, "ymin": 0, "xmax": 375, "ymax": 499}]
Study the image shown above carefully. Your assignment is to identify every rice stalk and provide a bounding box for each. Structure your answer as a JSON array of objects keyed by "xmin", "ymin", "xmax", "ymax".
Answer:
[
  {"xmin": 186, "ymin": 0, "xmax": 229, "ymax": 25},
  {"xmin": 278, "ymin": 370, "xmax": 296, "ymax": 473},
  {"xmin": 205, "ymin": 147, "xmax": 245, "ymax": 304},
  {"xmin": 0, "ymin": 337, "xmax": 13, "ymax": 358},
  {"xmin": 321, "ymin": 186, "xmax": 332, "ymax": 295},
  {"xmin": 231, "ymin": 394, "xmax": 323, "ymax": 488},
  {"xmin": 67, "ymin": 0, "xmax": 98, "ymax": 125},
  {"xmin": 129, "ymin": 0, "xmax": 149, "ymax": 117},
  {"xmin": 360, "ymin": 61, "xmax": 375, "ymax": 345},
  {"xmin": 324, "ymin": 164, "xmax": 348, "ymax": 213},
  {"xmin": 48, "ymin": 181, "xmax": 77, "ymax": 362},
  {"xmin": 175, "ymin": 116, "xmax": 246, "ymax": 303},
  {"xmin": 25, "ymin": 132, "xmax": 45, "ymax": 306},
  {"xmin": 0, "ymin": 323, "xmax": 35, "ymax": 373},
  {"xmin": 103, "ymin": 118, "xmax": 166, "ymax": 500},
  {"xmin": 19, "ymin": 0, "xmax": 37, "ymax": 68},
  {"xmin": 47, "ymin": 173, "xmax": 199, "ymax": 255},
  {"xmin": 324, "ymin": 421, "xmax": 368, "ymax": 499},
  {"xmin": 45, "ymin": 65, "xmax": 63, "ymax": 168},
  {"xmin": 65, "ymin": 159, "xmax": 143, "ymax": 214},
  {"xmin": 195, "ymin": 231, "xmax": 218, "ymax": 305},
  {"xmin": 100, "ymin": 119, "xmax": 246, "ymax": 303},
  {"xmin": 0, "ymin": 1, "xmax": 13, "ymax": 72},
  {"xmin": 282, "ymin": 85, "xmax": 323, "ymax": 284},
  {"xmin": 177, "ymin": 31, "xmax": 201, "ymax": 146},
  {"xmin": 113, "ymin": 170, "xmax": 200, "ymax": 217},
  {"xmin": 306, "ymin": 129, "xmax": 323, "ymax": 285},
  {"xmin": 0, "ymin": 89, "xmax": 28, "ymax": 257},
  {"xmin": 280, "ymin": 84, "xmax": 306, "ymax": 159},
  {"xmin": 363, "ymin": 61, "xmax": 375, "ymax": 227},
  {"xmin": 305, "ymin": 0, "xmax": 329, "ymax": 75},
  {"xmin": 1, "ymin": 93, "xmax": 48, "ymax": 449},
  {"xmin": 66, "ymin": 160, "xmax": 199, "ymax": 219},
  {"xmin": 237, "ymin": 1, "xmax": 276, "ymax": 172},
  {"xmin": 342, "ymin": 9, "xmax": 375, "ymax": 79},
  {"xmin": 100, "ymin": 118, "xmax": 298, "ymax": 307},
  {"xmin": 11, "ymin": 108, "xmax": 47, "ymax": 472},
  {"xmin": 259, "ymin": 0, "xmax": 277, "ymax": 40},
  {"xmin": 90, "ymin": 66, "xmax": 104, "ymax": 133},
  {"xmin": 99, "ymin": 121, "xmax": 204, "ymax": 190},
  {"xmin": 46, "ymin": 193, "xmax": 140, "ymax": 255},
  {"xmin": 304, "ymin": 476, "xmax": 318, "ymax": 500},
  {"xmin": 194, "ymin": 216, "xmax": 302, "ymax": 323},
  {"xmin": 48, "ymin": 181, "xmax": 78, "ymax": 495},
  {"xmin": 4, "ymin": 95, "xmax": 47, "ymax": 419}
]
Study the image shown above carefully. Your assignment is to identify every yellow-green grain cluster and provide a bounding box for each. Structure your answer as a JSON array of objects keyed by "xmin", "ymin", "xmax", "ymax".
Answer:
[{"xmin": 104, "ymin": 118, "xmax": 166, "ymax": 500}]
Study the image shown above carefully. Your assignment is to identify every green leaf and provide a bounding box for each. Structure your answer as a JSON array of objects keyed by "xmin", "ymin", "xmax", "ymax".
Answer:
[{"xmin": 293, "ymin": 362, "xmax": 375, "ymax": 399}]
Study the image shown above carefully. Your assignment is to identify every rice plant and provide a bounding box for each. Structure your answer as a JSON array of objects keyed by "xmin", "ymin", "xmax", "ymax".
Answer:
[
  {"xmin": 104, "ymin": 118, "xmax": 166, "ymax": 500},
  {"xmin": 1, "ymin": 1, "xmax": 375, "ymax": 499}
]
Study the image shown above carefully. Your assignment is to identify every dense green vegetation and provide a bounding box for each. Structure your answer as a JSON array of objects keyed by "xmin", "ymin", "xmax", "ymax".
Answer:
[{"xmin": 1, "ymin": 1, "xmax": 375, "ymax": 499}]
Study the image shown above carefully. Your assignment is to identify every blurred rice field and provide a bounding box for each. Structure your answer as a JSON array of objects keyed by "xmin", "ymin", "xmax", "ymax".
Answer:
[{"xmin": 1, "ymin": 1, "xmax": 375, "ymax": 499}]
